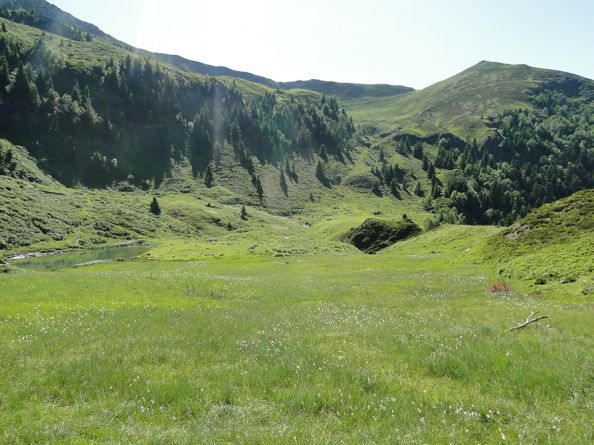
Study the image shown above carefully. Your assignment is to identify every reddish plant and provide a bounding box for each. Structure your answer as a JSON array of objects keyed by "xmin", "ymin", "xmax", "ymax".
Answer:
[{"xmin": 487, "ymin": 279, "xmax": 512, "ymax": 293}]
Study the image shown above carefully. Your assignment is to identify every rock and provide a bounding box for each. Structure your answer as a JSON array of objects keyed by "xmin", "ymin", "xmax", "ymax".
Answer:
[{"xmin": 342, "ymin": 218, "xmax": 422, "ymax": 254}]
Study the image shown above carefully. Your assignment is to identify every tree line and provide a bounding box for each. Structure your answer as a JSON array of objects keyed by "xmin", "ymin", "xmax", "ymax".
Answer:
[{"xmin": 0, "ymin": 27, "xmax": 356, "ymax": 188}]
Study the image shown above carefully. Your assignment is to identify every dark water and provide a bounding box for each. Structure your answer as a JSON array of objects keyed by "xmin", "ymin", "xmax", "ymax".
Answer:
[{"xmin": 12, "ymin": 244, "xmax": 150, "ymax": 271}]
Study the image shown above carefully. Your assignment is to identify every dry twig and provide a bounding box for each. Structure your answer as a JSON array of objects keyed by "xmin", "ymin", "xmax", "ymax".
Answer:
[{"xmin": 505, "ymin": 312, "xmax": 548, "ymax": 332}]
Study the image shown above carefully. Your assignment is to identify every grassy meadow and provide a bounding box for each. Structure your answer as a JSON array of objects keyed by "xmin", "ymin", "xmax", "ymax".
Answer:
[{"xmin": 1, "ymin": 223, "xmax": 592, "ymax": 444}]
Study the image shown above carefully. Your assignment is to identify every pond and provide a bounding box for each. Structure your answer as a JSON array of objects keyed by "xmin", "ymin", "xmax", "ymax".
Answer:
[{"xmin": 10, "ymin": 243, "xmax": 150, "ymax": 271}]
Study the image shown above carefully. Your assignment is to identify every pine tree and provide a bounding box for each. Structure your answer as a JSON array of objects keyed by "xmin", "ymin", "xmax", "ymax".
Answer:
[
  {"xmin": 252, "ymin": 174, "xmax": 263, "ymax": 199},
  {"xmin": 150, "ymin": 197, "xmax": 161, "ymax": 215},
  {"xmin": 0, "ymin": 56, "xmax": 10, "ymax": 90},
  {"xmin": 319, "ymin": 144, "xmax": 328, "ymax": 161},
  {"xmin": 413, "ymin": 142, "xmax": 424, "ymax": 159},
  {"xmin": 371, "ymin": 180, "xmax": 382, "ymax": 197},
  {"xmin": 240, "ymin": 205, "xmax": 248, "ymax": 221},
  {"xmin": 390, "ymin": 179, "xmax": 400, "ymax": 198},
  {"xmin": 280, "ymin": 169, "xmax": 288, "ymax": 195},
  {"xmin": 422, "ymin": 154, "xmax": 429, "ymax": 171},
  {"xmin": 427, "ymin": 162, "xmax": 436, "ymax": 180},
  {"xmin": 315, "ymin": 160, "xmax": 331, "ymax": 188},
  {"xmin": 1, "ymin": 23, "xmax": 7, "ymax": 33},
  {"xmin": 414, "ymin": 181, "xmax": 423, "ymax": 196},
  {"xmin": 204, "ymin": 165, "xmax": 214, "ymax": 188}
]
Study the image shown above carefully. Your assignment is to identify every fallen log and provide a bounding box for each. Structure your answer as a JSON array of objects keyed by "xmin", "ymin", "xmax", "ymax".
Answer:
[{"xmin": 505, "ymin": 312, "xmax": 548, "ymax": 332}]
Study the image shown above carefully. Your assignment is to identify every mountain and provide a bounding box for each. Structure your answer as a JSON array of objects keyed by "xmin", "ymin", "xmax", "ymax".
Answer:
[
  {"xmin": 0, "ymin": 15, "xmax": 357, "ymax": 189},
  {"xmin": 0, "ymin": 0, "xmax": 106, "ymax": 37},
  {"xmin": 344, "ymin": 60, "xmax": 594, "ymax": 139},
  {"xmin": 0, "ymin": 0, "xmax": 281, "ymax": 87},
  {"xmin": 279, "ymin": 79, "xmax": 413, "ymax": 99},
  {"xmin": 0, "ymin": 0, "xmax": 592, "ymax": 240},
  {"xmin": 0, "ymin": 0, "xmax": 414, "ymax": 97}
]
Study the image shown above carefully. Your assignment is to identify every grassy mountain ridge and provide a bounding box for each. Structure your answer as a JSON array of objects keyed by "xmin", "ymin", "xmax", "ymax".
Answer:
[
  {"xmin": 480, "ymin": 189, "xmax": 594, "ymax": 286},
  {"xmin": 279, "ymin": 79, "xmax": 414, "ymax": 99},
  {"xmin": 0, "ymin": 16, "xmax": 357, "ymax": 190},
  {"xmin": 345, "ymin": 60, "xmax": 594, "ymax": 139},
  {"xmin": 1, "ymin": 0, "xmax": 416, "ymax": 98},
  {"xmin": 0, "ymin": 1, "xmax": 593, "ymax": 246}
]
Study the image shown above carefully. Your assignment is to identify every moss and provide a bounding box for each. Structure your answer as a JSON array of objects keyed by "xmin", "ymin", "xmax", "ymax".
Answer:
[{"xmin": 342, "ymin": 217, "xmax": 422, "ymax": 254}]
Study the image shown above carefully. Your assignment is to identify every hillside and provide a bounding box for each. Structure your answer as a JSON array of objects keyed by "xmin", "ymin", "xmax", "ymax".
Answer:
[
  {"xmin": 344, "ymin": 61, "xmax": 594, "ymax": 139},
  {"xmin": 0, "ymin": 0, "xmax": 417, "ymax": 98},
  {"xmin": 279, "ymin": 79, "xmax": 413, "ymax": 99},
  {"xmin": 0, "ymin": 16, "xmax": 359, "ymax": 192},
  {"xmin": 0, "ymin": 0, "xmax": 592, "ymax": 243},
  {"xmin": 481, "ymin": 189, "xmax": 594, "ymax": 286}
]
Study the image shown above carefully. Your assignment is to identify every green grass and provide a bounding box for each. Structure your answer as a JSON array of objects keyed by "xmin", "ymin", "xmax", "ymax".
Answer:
[
  {"xmin": 1, "ymin": 228, "xmax": 592, "ymax": 443},
  {"xmin": 343, "ymin": 61, "xmax": 592, "ymax": 140},
  {"xmin": 480, "ymin": 189, "xmax": 594, "ymax": 293}
]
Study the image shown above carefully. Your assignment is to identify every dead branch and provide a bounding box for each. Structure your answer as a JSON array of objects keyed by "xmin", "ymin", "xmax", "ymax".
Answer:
[{"xmin": 505, "ymin": 312, "xmax": 548, "ymax": 332}]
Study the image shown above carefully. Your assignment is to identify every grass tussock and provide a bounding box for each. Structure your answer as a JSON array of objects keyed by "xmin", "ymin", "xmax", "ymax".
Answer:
[{"xmin": 486, "ymin": 279, "xmax": 512, "ymax": 293}]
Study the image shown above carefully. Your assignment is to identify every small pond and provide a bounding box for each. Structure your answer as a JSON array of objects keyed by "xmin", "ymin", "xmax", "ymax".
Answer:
[{"xmin": 10, "ymin": 243, "xmax": 150, "ymax": 271}]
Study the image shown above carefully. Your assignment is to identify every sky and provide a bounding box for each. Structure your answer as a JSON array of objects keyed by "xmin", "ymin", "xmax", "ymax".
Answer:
[{"xmin": 48, "ymin": 0, "xmax": 594, "ymax": 89}]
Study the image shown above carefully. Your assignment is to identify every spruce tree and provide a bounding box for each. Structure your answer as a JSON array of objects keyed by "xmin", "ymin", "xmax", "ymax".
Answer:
[
  {"xmin": 422, "ymin": 154, "xmax": 429, "ymax": 171},
  {"xmin": 371, "ymin": 180, "xmax": 382, "ymax": 197},
  {"xmin": 280, "ymin": 169, "xmax": 288, "ymax": 195},
  {"xmin": 414, "ymin": 181, "xmax": 423, "ymax": 197},
  {"xmin": 390, "ymin": 179, "xmax": 400, "ymax": 198},
  {"xmin": 1, "ymin": 23, "xmax": 6, "ymax": 33},
  {"xmin": 240, "ymin": 205, "xmax": 248, "ymax": 221},
  {"xmin": 204, "ymin": 165, "xmax": 214, "ymax": 188},
  {"xmin": 319, "ymin": 144, "xmax": 328, "ymax": 161},
  {"xmin": 427, "ymin": 163, "xmax": 436, "ymax": 180},
  {"xmin": 150, "ymin": 197, "xmax": 161, "ymax": 215},
  {"xmin": 0, "ymin": 57, "xmax": 10, "ymax": 90},
  {"xmin": 413, "ymin": 142, "xmax": 424, "ymax": 159},
  {"xmin": 251, "ymin": 173, "xmax": 263, "ymax": 199}
]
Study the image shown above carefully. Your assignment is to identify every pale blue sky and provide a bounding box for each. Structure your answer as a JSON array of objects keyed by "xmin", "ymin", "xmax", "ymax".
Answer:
[{"xmin": 49, "ymin": 0, "xmax": 593, "ymax": 89}]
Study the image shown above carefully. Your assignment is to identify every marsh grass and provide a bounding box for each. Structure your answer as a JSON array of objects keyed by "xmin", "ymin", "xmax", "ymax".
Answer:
[{"xmin": 0, "ymin": 243, "xmax": 592, "ymax": 444}]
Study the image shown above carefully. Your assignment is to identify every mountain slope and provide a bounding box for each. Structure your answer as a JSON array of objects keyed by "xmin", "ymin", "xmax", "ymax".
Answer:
[
  {"xmin": 0, "ymin": 0, "xmax": 415, "ymax": 97},
  {"xmin": 344, "ymin": 61, "xmax": 594, "ymax": 139},
  {"xmin": 481, "ymin": 189, "xmax": 594, "ymax": 285},
  {"xmin": 0, "ymin": 16, "xmax": 356, "ymax": 190},
  {"xmin": 279, "ymin": 79, "xmax": 414, "ymax": 99},
  {"xmin": 0, "ymin": 0, "xmax": 280, "ymax": 86}
]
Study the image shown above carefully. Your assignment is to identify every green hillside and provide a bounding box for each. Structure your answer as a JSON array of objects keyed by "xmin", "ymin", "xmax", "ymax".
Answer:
[
  {"xmin": 0, "ymin": 2, "xmax": 593, "ymax": 443},
  {"xmin": 0, "ymin": 16, "xmax": 356, "ymax": 190},
  {"xmin": 344, "ymin": 61, "xmax": 593, "ymax": 139},
  {"xmin": 279, "ymin": 79, "xmax": 413, "ymax": 99},
  {"xmin": 481, "ymin": 189, "xmax": 594, "ymax": 288}
]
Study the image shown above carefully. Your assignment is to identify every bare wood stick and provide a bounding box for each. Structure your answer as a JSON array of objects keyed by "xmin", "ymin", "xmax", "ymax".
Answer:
[{"xmin": 505, "ymin": 312, "xmax": 548, "ymax": 332}]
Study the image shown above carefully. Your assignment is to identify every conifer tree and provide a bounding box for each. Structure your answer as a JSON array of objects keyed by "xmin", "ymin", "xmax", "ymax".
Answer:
[
  {"xmin": 240, "ymin": 205, "xmax": 248, "ymax": 221},
  {"xmin": 371, "ymin": 180, "xmax": 382, "ymax": 197},
  {"xmin": 319, "ymin": 144, "xmax": 328, "ymax": 161},
  {"xmin": 390, "ymin": 179, "xmax": 400, "ymax": 198},
  {"xmin": 150, "ymin": 197, "xmax": 161, "ymax": 215},
  {"xmin": 422, "ymin": 154, "xmax": 429, "ymax": 171},
  {"xmin": 280, "ymin": 169, "xmax": 288, "ymax": 195},
  {"xmin": 204, "ymin": 165, "xmax": 214, "ymax": 188}
]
